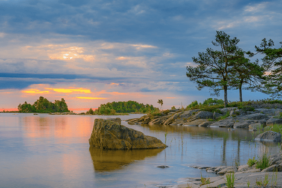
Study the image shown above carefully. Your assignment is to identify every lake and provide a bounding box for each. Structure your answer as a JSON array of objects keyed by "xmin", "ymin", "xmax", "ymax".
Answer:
[{"xmin": 0, "ymin": 113, "xmax": 280, "ymax": 188}]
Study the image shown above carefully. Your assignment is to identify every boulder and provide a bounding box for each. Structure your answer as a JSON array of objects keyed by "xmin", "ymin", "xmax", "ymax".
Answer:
[
  {"xmin": 209, "ymin": 118, "xmax": 235, "ymax": 128},
  {"xmin": 234, "ymin": 120, "xmax": 255, "ymax": 128},
  {"xmin": 249, "ymin": 123, "xmax": 264, "ymax": 131},
  {"xmin": 89, "ymin": 118, "xmax": 167, "ymax": 150},
  {"xmin": 183, "ymin": 119, "xmax": 208, "ymax": 126},
  {"xmin": 255, "ymin": 131, "xmax": 282, "ymax": 142},
  {"xmin": 266, "ymin": 118, "xmax": 282, "ymax": 126},
  {"xmin": 193, "ymin": 111, "xmax": 213, "ymax": 119},
  {"xmin": 217, "ymin": 167, "xmax": 235, "ymax": 175},
  {"xmin": 107, "ymin": 118, "xmax": 121, "ymax": 125}
]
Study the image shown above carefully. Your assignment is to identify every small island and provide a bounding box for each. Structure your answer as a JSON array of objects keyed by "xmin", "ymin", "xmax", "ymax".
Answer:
[{"xmin": 17, "ymin": 96, "xmax": 70, "ymax": 113}]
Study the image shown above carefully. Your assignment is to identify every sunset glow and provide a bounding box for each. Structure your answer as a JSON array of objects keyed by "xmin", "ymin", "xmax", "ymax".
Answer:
[
  {"xmin": 46, "ymin": 88, "xmax": 91, "ymax": 94},
  {"xmin": 22, "ymin": 89, "xmax": 50, "ymax": 94}
]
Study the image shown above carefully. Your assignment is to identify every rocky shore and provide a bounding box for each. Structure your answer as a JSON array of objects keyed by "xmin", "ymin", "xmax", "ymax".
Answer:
[
  {"xmin": 127, "ymin": 105, "xmax": 282, "ymax": 130},
  {"xmin": 177, "ymin": 152, "xmax": 282, "ymax": 188}
]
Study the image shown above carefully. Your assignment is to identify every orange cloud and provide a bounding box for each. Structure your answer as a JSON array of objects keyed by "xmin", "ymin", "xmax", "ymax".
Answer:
[
  {"xmin": 76, "ymin": 97, "xmax": 107, "ymax": 100},
  {"xmin": 110, "ymin": 83, "xmax": 119, "ymax": 86},
  {"xmin": 46, "ymin": 88, "xmax": 91, "ymax": 93},
  {"xmin": 22, "ymin": 89, "xmax": 50, "ymax": 94}
]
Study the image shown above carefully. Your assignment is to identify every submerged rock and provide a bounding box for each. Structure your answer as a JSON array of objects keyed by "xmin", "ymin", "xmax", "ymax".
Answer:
[
  {"xmin": 255, "ymin": 131, "xmax": 282, "ymax": 142},
  {"xmin": 89, "ymin": 118, "xmax": 167, "ymax": 150}
]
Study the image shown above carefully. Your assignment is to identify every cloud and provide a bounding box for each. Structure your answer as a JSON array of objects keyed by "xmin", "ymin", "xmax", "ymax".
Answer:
[
  {"xmin": 22, "ymin": 89, "xmax": 50, "ymax": 94},
  {"xmin": 46, "ymin": 88, "xmax": 91, "ymax": 93}
]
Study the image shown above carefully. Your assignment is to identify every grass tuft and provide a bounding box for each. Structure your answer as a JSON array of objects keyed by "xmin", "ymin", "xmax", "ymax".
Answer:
[{"xmin": 256, "ymin": 153, "xmax": 270, "ymax": 170}]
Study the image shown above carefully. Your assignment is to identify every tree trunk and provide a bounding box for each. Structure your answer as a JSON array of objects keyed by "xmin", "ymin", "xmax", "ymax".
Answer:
[
  {"xmin": 239, "ymin": 80, "xmax": 243, "ymax": 102},
  {"xmin": 224, "ymin": 85, "xmax": 228, "ymax": 108}
]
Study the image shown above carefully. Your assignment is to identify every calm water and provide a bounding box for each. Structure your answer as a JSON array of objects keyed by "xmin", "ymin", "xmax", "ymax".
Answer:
[{"xmin": 0, "ymin": 113, "xmax": 281, "ymax": 188}]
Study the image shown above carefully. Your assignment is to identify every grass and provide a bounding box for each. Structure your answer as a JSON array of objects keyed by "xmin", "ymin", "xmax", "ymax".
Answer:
[
  {"xmin": 200, "ymin": 175, "xmax": 210, "ymax": 186},
  {"xmin": 217, "ymin": 111, "xmax": 230, "ymax": 121},
  {"xmin": 247, "ymin": 157, "xmax": 257, "ymax": 167},
  {"xmin": 263, "ymin": 124, "xmax": 282, "ymax": 135},
  {"xmin": 256, "ymin": 153, "xmax": 270, "ymax": 170},
  {"xmin": 226, "ymin": 173, "xmax": 235, "ymax": 188},
  {"xmin": 256, "ymin": 173, "xmax": 269, "ymax": 187}
]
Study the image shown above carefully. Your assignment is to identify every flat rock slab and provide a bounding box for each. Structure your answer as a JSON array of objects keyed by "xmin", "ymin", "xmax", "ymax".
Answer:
[{"xmin": 255, "ymin": 131, "xmax": 282, "ymax": 142}]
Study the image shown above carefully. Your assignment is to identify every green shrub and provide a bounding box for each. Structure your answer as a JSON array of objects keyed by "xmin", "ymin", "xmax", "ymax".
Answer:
[
  {"xmin": 203, "ymin": 98, "xmax": 224, "ymax": 106},
  {"xmin": 187, "ymin": 101, "xmax": 198, "ymax": 108},
  {"xmin": 256, "ymin": 153, "xmax": 270, "ymax": 170},
  {"xmin": 171, "ymin": 106, "xmax": 176, "ymax": 110},
  {"xmin": 247, "ymin": 157, "xmax": 257, "ymax": 167},
  {"xmin": 226, "ymin": 173, "xmax": 235, "ymax": 188}
]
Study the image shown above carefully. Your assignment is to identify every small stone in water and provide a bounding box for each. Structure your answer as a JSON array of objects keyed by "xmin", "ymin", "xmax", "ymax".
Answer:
[{"xmin": 157, "ymin": 165, "xmax": 169, "ymax": 169}]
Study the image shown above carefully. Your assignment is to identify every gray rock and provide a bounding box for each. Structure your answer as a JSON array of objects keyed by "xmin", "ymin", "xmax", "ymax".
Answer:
[
  {"xmin": 183, "ymin": 119, "xmax": 208, "ymax": 127},
  {"xmin": 234, "ymin": 120, "xmax": 255, "ymax": 128},
  {"xmin": 255, "ymin": 108, "xmax": 277, "ymax": 116},
  {"xmin": 237, "ymin": 164, "xmax": 252, "ymax": 172},
  {"xmin": 163, "ymin": 112, "xmax": 182, "ymax": 125},
  {"xmin": 198, "ymin": 121, "xmax": 214, "ymax": 127},
  {"xmin": 266, "ymin": 117, "xmax": 282, "ymax": 126},
  {"xmin": 239, "ymin": 113, "xmax": 269, "ymax": 120},
  {"xmin": 213, "ymin": 112, "xmax": 223, "ymax": 119},
  {"xmin": 179, "ymin": 110, "xmax": 199, "ymax": 119},
  {"xmin": 220, "ymin": 107, "xmax": 238, "ymax": 115},
  {"xmin": 217, "ymin": 167, "xmax": 235, "ymax": 175},
  {"xmin": 209, "ymin": 118, "xmax": 235, "ymax": 128},
  {"xmin": 193, "ymin": 111, "xmax": 213, "ymax": 119},
  {"xmin": 261, "ymin": 165, "xmax": 278, "ymax": 172},
  {"xmin": 255, "ymin": 131, "xmax": 282, "ymax": 142},
  {"xmin": 275, "ymin": 109, "xmax": 282, "ymax": 116},
  {"xmin": 214, "ymin": 166, "xmax": 227, "ymax": 173},
  {"xmin": 249, "ymin": 123, "xmax": 264, "ymax": 131}
]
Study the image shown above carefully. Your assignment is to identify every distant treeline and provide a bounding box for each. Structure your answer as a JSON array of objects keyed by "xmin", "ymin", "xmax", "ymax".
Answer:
[
  {"xmin": 86, "ymin": 101, "xmax": 158, "ymax": 115},
  {"xmin": 18, "ymin": 96, "xmax": 69, "ymax": 113}
]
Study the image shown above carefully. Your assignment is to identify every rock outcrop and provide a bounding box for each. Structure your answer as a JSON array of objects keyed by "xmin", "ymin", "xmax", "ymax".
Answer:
[
  {"xmin": 255, "ymin": 131, "xmax": 282, "ymax": 142},
  {"xmin": 89, "ymin": 118, "xmax": 167, "ymax": 150}
]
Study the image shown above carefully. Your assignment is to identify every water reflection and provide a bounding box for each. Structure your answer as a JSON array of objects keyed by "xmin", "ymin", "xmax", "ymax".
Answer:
[{"xmin": 89, "ymin": 147, "xmax": 164, "ymax": 172}]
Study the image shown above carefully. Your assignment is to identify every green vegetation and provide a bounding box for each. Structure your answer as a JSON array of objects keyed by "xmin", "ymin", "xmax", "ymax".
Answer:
[
  {"xmin": 200, "ymin": 175, "xmax": 210, "ymax": 186},
  {"xmin": 225, "ymin": 173, "xmax": 235, "ymax": 188},
  {"xmin": 87, "ymin": 101, "xmax": 158, "ymax": 115},
  {"xmin": 203, "ymin": 98, "xmax": 224, "ymax": 106},
  {"xmin": 186, "ymin": 31, "xmax": 265, "ymax": 107},
  {"xmin": 256, "ymin": 173, "xmax": 269, "ymax": 187},
  {"xmin": 264, "ymin": 124, "xmax": 282, "ymax": 135},
  {"xmin": 18, "ymin": 96, "xmax": 69, "ymax": 113},
  {"xmin": 256, "ymin": 154, "xmax": 270, "ymax": 170},
  {"xmin": 247, "ymin": 157, "xmax": 257, "ymax": 167}
]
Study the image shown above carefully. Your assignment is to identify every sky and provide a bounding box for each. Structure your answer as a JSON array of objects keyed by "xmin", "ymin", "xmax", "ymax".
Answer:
[{"xmin": 0, "ymin": 0, "xmax": 281, "ymax": 111}]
